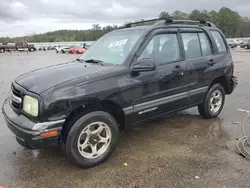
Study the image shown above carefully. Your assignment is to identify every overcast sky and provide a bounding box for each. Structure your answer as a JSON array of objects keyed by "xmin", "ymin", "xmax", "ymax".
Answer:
[{"xmin": 0, "ymin": 0, "xmax": 250, "ymax": 37}]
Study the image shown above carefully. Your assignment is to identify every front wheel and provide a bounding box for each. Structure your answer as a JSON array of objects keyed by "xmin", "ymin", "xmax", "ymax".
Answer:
[
  {"xmin": 63, "ymin": 111, "xmax": 119, "ymax": 168},
  {"xmin": 198, "ymin": 83, "xmax": 225, "ymax": 118},
  {"xmin": 0, "ymin": 48, "xmax": 5, "ymax": 53}
]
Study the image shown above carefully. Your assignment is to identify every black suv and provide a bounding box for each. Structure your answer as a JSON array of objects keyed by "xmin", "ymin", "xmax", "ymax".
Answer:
[{"xmin": 2, "ymin": 19, "xmax": 237, "ymax": 168}]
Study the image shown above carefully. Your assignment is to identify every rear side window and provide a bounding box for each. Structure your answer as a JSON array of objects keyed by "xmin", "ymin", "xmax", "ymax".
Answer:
[
  {"xmin": 198, "ymin": 33, "xmax": 212, "ymax": 56},
  {"xmin": 181, "ymin": 33, "xmax": 201, "ymax": 59},
  {"xmin": 211, "ymin": 31, "xmax": 227, "ymax": 53}
]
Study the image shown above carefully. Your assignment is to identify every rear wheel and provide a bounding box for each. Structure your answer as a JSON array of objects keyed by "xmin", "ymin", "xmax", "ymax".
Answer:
[
  {"xmin": 198, "ymin": 83, "xmax": 225, "ymax": 118},
  {"xmin": 29, "ymin": 47, "xmax": 35, "ymax": 52},
  {"xmin": 63, "ymin": 111, "xmax": 119, "ymax": 168},
  {"xmin": 0, "ymin": 48, "xmax": 5, "ymax": 53}
]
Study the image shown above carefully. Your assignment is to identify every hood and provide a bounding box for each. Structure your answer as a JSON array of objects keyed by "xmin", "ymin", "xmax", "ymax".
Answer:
[{"xmin": 15, "ymin": 61, "xmax": 123, "ymax": 94}]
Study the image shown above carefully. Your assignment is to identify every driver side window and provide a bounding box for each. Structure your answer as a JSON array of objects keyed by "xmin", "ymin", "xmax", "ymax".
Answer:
[{"xmin": 139, "ymin": 33, "xmax": 180, "ymax": 65}]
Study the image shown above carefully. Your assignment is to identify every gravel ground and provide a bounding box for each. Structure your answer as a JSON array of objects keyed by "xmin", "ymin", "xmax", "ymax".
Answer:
[{"xmin": 0, "ymin": 49, "xmax": 250, "ymax": 188}]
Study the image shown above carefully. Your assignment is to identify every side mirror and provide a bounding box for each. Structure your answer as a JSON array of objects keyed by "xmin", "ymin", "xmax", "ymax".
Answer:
[{"xmin": 131, "ymin": 58, "xmax": 156, "ymax": 72}]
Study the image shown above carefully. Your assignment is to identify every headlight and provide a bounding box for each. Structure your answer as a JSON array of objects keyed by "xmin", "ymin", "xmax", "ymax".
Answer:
[{"xmin": 23, "ymin": 95, "xmax": 39, "ymax": 117}]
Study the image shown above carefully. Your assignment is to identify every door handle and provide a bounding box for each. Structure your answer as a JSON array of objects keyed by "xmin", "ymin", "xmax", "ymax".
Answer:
[
  {"xmin": 207, "ymin": 59, "xmax": 216, "ymax": 66},
  {"xmin": 173, "ymin": 66, "xmax": 184, "ymax": 75}
]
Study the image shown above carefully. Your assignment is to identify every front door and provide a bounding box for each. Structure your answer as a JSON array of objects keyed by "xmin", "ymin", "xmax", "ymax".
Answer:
[{"xmin": 129, "ymin": 29, "xmax": 191, "ymax": 123}]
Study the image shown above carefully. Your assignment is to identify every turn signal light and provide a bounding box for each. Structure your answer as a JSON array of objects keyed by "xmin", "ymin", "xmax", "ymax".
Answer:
[{"xmin": 40, "ymin": 130, "xmax": 58, "ymax": 137}]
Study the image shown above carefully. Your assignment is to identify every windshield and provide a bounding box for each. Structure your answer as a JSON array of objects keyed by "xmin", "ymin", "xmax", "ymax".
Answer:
[{"xmin": 79, "ymin": 30, "xmax": 144, "ymax": 65}]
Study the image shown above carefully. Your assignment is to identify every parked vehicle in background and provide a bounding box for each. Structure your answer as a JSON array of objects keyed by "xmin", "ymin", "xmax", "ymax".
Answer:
[
  {"xmin": 55, "ymin": 46, "xmax": 70, "ymax": 53},
  {"xmin": 61, "ymin": 46, "xmax": 71, "ymax": 53},
  {"xmin": 55, "ymin": 46, "xmax": 62, "ymax": 53},
  {"xmin": 245, "ymin": 40, "xmax": 250, "ymax": 49},
  {"xmin": 70, "ymin": 46, "xmax": 87, "ymax": 54},
  {"xmin": 240, "ymin": 40, "xmax": 248, "ymax": 48},
  {"xmin": 236, "ymin": 39, "xmax": 243, "ymax": 44},
  {"xmin": 2, "ymin": 19, "xmax": 238, "ymax": 168},
  {"xmin": 227, "ymin": 39, "xmax": 237, "ymax": 48},
  {"xmin": 0, "ymin": 41, "xmax": 36, "ymax": 53}
]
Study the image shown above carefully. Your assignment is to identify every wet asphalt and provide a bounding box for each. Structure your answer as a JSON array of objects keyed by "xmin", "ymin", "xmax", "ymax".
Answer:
[{"xmin": 0, "ymin": 49, "xmax": 250, "ymax": 188}]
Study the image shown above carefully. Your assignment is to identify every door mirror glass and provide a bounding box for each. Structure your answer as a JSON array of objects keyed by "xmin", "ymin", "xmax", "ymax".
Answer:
[{"xmin": 131, "ymin": 58, "xmax": 156, "ymax": 72}]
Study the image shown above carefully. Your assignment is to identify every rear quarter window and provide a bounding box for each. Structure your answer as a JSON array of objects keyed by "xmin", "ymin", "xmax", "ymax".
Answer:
[{"xmin": 211, "ymin": 30, "xmax": 227, "ymax": 53}]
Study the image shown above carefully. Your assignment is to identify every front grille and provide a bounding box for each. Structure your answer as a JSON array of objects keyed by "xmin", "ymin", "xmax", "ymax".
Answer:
[
  {"xmin": 10, "ymin": 85, "xmax": 23, "ymax": 111},
  {"xmin": 12, "ymin": 101, "xmax": 20, "ymax": 109},
  {"xmin": 12, "ymin": 86, "xmax": 21, "ymax": 98}
]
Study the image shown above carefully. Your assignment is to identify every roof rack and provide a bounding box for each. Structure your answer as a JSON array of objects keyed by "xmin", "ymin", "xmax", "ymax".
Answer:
[
  {"xmin": 120, "ymin": 18, "xmax": 216, "ymax": 28},
  {"xmin": 163, "ymin": 19, "xmax": 216, "ymax": 27},
  {"xmin": 123, "ymin": 18, "xmax": 160, "ymax": 28}
]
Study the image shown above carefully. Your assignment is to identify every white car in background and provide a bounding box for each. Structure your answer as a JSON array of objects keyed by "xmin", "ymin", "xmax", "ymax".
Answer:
[{"xmin": 55, "ymin": 46, "xmax": 69, "ymax": 53}]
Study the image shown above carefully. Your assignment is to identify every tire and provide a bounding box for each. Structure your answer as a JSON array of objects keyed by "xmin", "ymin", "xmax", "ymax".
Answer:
[
  {"xmin": 198, "ymin": 83, "xmax": 225, "ymax": 118},
  {"xmin": 0, "ymin": 48, "xmax": 5, "ymax": 53},
  {"xmin": 63, "ymin": 111, "xmax": 119, "ymax": 168},
  {"xmin": 29, "ymin": 47, "xmax": 35, "ymax": 52}
]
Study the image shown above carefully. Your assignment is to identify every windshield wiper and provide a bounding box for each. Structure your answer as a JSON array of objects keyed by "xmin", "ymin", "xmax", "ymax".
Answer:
[
  {"xmin": 76, "ymin": 58, "xmax": 85, "ymax": 63},
  {"xmin": 84, "ymin": 59, "xmax": 105, "ymax": 66}
]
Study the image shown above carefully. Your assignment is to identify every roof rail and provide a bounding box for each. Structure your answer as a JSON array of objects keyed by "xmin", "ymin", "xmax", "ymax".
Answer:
[
  {"xmin": 119, "ymin": 18, "xmax": 216, "ymax": 29},
  {"xmin": 123, "ymin": 18, "xmax": 160, "ymax": 28},
  {"xmin": 164, "ymin": 19, "xmax": 216, "ymax": 27}
]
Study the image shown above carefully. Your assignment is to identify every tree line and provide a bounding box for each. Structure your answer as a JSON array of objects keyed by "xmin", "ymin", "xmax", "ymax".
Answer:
[
  {"xmin": 159, "ymin": 7, "xmax": 250, "ymax": 38},
  {"xmin": 0, "ymin": 7, "xmax": 249, "ymax": 43}
]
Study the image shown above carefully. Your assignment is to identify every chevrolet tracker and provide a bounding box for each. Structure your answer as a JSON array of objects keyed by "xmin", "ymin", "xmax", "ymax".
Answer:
[{"xmin": 2, "ymin": 18, "xmax": 238, "ymax": 168}]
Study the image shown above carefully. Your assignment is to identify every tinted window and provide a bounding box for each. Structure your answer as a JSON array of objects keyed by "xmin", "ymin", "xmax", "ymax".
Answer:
[
  {"xmin": 181, "ymin": 33, "xmax": 202, "ymax": 59},
  {"xmin": 211, "ymin": 31, "xmax": 227, "ymax": 53},
  {"xmin": 198, "ymin": 33, "xmax": 212, "ymax": 56},
  {"xmin": 139, "ymin": 34, "xmax": 180, "ymax": 65}
]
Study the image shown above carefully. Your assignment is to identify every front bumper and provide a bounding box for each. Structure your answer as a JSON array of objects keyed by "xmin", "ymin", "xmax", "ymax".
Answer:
[{"xmin": 2, "ymin": 98, "xmax": 65, "ymax": 149}]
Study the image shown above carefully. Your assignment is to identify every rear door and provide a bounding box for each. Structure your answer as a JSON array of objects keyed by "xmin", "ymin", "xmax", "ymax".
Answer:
[
  {"xmin": 180, "ymin": 28, "xmax": 215, "ymax": 103},
  {"xmin": 209, "ymin": 29, "xmax": 232, "ymax": 70},
  {"xmin": 129, "ymin": 28, "xmax": 191, "ymax": 123}
]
